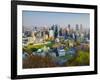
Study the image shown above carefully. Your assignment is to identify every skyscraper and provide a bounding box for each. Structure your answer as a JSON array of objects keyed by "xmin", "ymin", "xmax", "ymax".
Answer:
[
  {"xmin": 68, "ymin": 24, "xmax": 71, "ymax": 31},
  {"xmin": 54, "ymin": 25, "xmax": 58, "ymax": 38},
  {"xmin": 80, "ymin": 24, "xmax": 83, "ymax": 32},
  {"xmin": 49, "ymin": 28, "xmax": 54, "ymax": 40},
  {"xmin": 76, "ymin": 24, "xmax": 79, "ymax": 31},
  {"xmin": 59, "ymin": 28, "xmax": 63, "ymax": 36}
]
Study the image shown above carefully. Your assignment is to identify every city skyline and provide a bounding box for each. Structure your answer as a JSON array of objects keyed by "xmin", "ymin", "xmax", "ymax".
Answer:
[
  {"xmin": 22, "ymin": 11, "xmax": 90, "ymax": 69},
  {"xmin": 22, "ymin": 11, "xmax": 90, "ymax": 28}
]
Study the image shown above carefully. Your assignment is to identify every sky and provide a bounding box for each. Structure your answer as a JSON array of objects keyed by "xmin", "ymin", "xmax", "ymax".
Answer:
[{"xmin": 22, "ymin": 11, "xmax": 90, "ymax": 28}]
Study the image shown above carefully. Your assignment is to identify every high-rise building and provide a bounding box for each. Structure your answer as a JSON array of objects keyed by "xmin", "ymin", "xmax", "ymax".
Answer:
[
  {"xmin": 59, "ymin": 28, "xmax": 63, "ymax": 36},
  {"xmin": 31, "ymin": 31, "xmax": 36, "ymax": 42},
  {"xmin": 51, "ymin": 24, "xmax": 59, "ymax": 38},
  {"xmin": 51, "ymin": 24, "xmax": 55, "ymax": 31},
  {"xmin": 76, "ymin": 24, "xmax": 79, "ymax": 31},
  {"xmin": 68, "ymin": 24, "xmax": 71, "ymax": 30},
  {"xmin": 67, "ymin": 24, "xmax": 71, "ymax": 36},
  {"xmin": 80, "ymin": 24, "xmax": 83, "ymax": 32},
  {"xmin": 49, "ymin": 29, "xmax": 54, "ymax": 40},
  {"xmin": 54, "ymin": 25, "xmax": 58, "ymax": 38}
]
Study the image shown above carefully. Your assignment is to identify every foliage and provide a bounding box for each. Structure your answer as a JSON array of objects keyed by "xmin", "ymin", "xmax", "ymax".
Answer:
[
  {"xmin": 64, "ymin": 47, "xmax": 69, "ymax": 51},
  {"xmin": 75, "ymin": 50, "xmax": 90, "ymax": 65},
  {"xmin": 23, "ymin": 44, "xmax": 44, "ymax": 55},
  {"xmin": 66, "ymin": 50, "xmax": 90, "ymax": 66},
  {"xmin": 23, "ymin": 55, "xmax": 57, "ymax": 68},
  {"xmin": 45, "ymin": 41, "xmax": 54, "ymax": 48},
  {"xmin": 23, "ymin": 47, "xmax": 32, "ymax": 55}
]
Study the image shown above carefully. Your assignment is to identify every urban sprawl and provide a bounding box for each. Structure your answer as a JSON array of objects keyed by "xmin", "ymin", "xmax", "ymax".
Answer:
[{"xmin": 22, "ymin": 24, "xmax": 90, "ymax": 68}]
